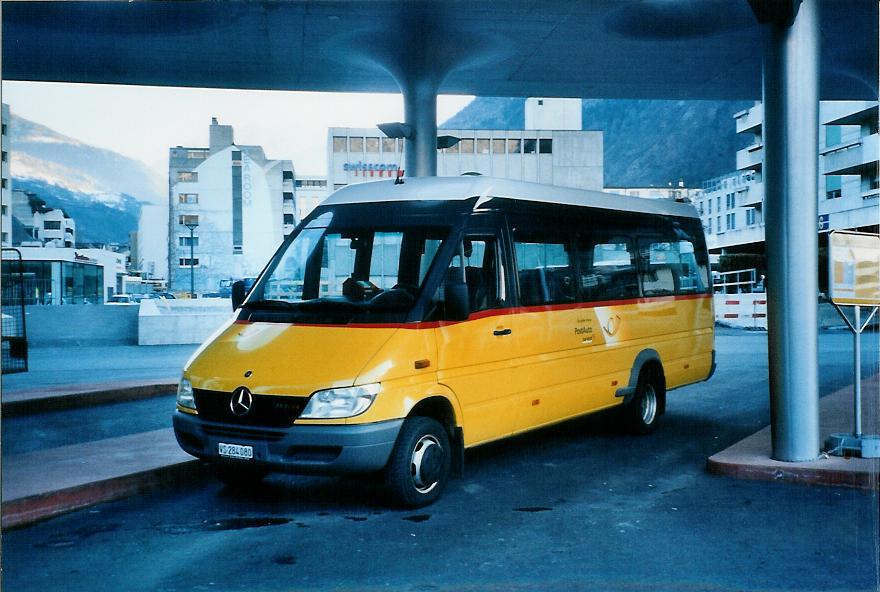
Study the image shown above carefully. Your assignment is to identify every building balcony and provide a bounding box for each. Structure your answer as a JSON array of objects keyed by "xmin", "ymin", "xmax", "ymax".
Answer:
[
  {"xmin": 822, "ymin": 134, "xmax": 879, "ymax": 176},
  {"xmin": 739, "ymin": 182, "xmax": 764, "ymax": 207},
  {"xmin": 735, "ymin": 104, "xmax": 763, "ymax": 135},
  {"xmin": 822, "ymin": 101, "xmax": 878, "ymax": 126},
  {"xmin": 736, "ymin": 143, "xmax": 763, "ymax": 171}
]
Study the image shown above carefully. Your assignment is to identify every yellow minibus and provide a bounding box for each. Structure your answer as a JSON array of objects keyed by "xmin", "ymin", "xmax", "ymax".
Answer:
[{"xmin": 174, "ymin": 176, "xmax": 715, "ymax": 507}]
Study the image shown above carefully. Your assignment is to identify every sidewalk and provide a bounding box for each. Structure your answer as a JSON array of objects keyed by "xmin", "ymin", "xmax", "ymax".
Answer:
[{"xmin": 2, "ymin": 344, "xmax": 195, "ymax": 414}]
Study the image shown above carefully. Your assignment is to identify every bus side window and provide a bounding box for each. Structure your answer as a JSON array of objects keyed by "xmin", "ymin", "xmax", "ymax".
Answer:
[
  {"xmin": 638, "ymin": 239, "xmax": 703, "ymax": 296},
  {"xmin": 444, "ymin": 236, "xmax": 502, "ymax": 314},
  {"xmin": 575, "ymin": 237, "xmax": 638, "ymax": 301},
  {"xmin": 513, "ymin": 230, "xmax": 575, "ymax": 306}
]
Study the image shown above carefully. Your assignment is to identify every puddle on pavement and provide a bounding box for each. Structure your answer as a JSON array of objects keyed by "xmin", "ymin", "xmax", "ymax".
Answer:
[
  {"xmin": 272, "ymin": 554, "xmax": 297, "ymax": 565},
  {"xmin": 513, "ymin": 507, "xmax": 552, "ymax": 513},
  {"xmin": 35, "ymin": 523, "xmax": 122, "ymax": 548},
  {"xmin": 402, "ymin": 514, "xmax": 431, "ymax": 523},
  {"xmin": 159, "ymin": 517, "xmax": 291, "ymax": 534}
]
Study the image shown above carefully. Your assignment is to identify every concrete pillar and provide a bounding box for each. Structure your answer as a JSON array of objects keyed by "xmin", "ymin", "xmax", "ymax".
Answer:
[
  {"xmin": 402, "ymin": 79, "xmax": 438, "ymax": 177},
  {"xmin": 759, "ymin": 0, "xmax": 821, "ymax": 461}
]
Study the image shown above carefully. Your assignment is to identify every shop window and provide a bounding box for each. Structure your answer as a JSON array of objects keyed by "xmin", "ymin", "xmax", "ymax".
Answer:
[
  {"xmin": 523, "ymin": 139, "xmax": 537, "ymax": 154},
  {"xmin": 333, "ymin": 137, "xmax": 347, "ymax": 152},
  {"xmin": 349, "ymin": 137, "xmax": 364, "ymax": 152},
  {"xmin": 539, "ymin": 139, "xmax": 552, "ymax": 154},
  {"xmin": 366, "ymin": 137, "xmax": 379, "ymax": 152},
  {"xmin": 177, "ymin": 171, "xmax": 198, "ymax": 182}
]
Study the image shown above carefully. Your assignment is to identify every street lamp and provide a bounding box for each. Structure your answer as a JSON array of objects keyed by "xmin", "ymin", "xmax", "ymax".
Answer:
[{"xmin": 182, "ymin": 220, "xmax": 199, "ymax": 298}]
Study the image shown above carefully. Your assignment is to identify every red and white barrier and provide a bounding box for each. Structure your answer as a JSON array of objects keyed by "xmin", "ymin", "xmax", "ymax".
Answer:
[{"xmin": 714, "ymin": 293, "xmax": 767, "ymax": 329}]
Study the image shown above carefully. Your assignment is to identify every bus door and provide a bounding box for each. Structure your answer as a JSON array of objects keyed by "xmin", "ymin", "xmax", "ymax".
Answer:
[{"xmin": 434, "ymin": 215, "xmax": 520, "ymax": 446}]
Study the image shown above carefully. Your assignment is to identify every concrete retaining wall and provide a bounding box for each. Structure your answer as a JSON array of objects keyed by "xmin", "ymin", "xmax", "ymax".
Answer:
[
  {"xmin": 138, "ymin": 299, "xmax": 234, "ymax": 345},
  {"xmin": 24, "ymin": 305, "xmax": 139, "ymax": 346}
]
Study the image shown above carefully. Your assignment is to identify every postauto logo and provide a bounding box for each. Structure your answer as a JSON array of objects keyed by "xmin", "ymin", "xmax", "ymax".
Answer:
[{"xmin": 343, "ymin": 161, "xmax": 400, "ymax": 177}]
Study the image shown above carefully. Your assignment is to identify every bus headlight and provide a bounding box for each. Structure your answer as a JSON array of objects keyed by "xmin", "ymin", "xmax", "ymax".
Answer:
[
  {"xmin": 300, "ymin": 383, "xmax": 380, "ymax": 419},
  {"xmin": 177, "ymin": 377, "xmax": 196, "ymax": 410}
]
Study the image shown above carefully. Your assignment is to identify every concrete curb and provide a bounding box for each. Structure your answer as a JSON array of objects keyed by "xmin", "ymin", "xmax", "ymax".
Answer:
[
  {"xmin": 707, "ymin": 374, "xmax": 880, "ymax": 490},
  {"xmin": 2, "ymin": 381, "xmax": 177, "ymax": 416},
  {"xmin": 1, "ymin": 428, "xmax": 210, "ymax": 529},
  {"xmin": 1, "ymin": 460, "xmax": 210, "ymax": 529}
]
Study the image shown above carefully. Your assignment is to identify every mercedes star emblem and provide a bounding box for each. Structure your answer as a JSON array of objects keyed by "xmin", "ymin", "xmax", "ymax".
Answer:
[{"xmin": 230, "ymin": 386, "xmax": 254, "ymax": 416}]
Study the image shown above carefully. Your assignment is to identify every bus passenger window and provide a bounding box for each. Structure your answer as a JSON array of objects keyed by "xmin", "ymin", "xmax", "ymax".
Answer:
[
  {"xmin": 575, "ymin": 238, "xmax": 638, "ymax": 301},
  {"xmin": 445, "ymin": 237, "xmax": 501, "ymax": 313},
  {"xmin": 513, "ymin": 234, "xmax": 574, "ymax": 306},
  {"xmin": 638, "ymin": 240, "xmax": 704, "ymax": 296}
]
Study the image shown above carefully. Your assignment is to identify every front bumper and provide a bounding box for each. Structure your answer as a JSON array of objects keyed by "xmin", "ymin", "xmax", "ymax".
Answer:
[{"xmin": 173, "ymin": 411, "xmax": 403, "ymax": 474}]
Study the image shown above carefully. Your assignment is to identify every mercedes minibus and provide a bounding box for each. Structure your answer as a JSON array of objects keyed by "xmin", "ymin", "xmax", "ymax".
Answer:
[{"xmin": 173, "ymin": 176, "xmax": 715, "ymax": 507}]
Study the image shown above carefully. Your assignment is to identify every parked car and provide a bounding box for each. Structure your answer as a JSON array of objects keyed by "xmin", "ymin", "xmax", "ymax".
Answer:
[{"xmin": 106, "ymin": 295, "xmax": 136, "ymax": 305}]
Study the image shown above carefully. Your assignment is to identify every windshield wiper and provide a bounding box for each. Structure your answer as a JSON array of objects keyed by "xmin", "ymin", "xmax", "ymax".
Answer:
[{"xmin": 241, "ymin": 299, "xmax": 299, "ymax": 310}]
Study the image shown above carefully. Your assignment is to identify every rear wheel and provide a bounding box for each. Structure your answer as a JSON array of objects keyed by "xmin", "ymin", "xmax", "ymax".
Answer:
[
  {"xmin": 214, "ymin": 464, "xmax": 269, "ymax": 490},
  {"xmin": 624, "ymin": 369, "xmax": 661, "ymax": 435},
  {"xmin": 384, "ymin": 417, "xmax": 451, "ymax": 508}
]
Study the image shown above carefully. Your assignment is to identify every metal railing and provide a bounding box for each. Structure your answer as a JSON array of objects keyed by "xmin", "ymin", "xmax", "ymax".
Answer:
[
  {"xmin": 712, "ymin": 268, "xmax": 761, "ymax": 294},
  {"xmin": 1, "ymin": 248, "xmax": 29, "ymax": 373}
]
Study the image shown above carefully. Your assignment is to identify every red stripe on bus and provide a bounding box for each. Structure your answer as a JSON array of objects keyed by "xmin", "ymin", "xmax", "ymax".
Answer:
[
  {"xmin": 723, "ymin": 313, "xmax": 739, "ymax": 318},
  {"xmin": 725, "ymin": 300, "xmax": 739, "ymax": 305}
]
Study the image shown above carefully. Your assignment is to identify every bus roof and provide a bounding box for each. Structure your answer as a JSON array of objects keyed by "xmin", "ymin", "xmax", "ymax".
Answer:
[{"xmin": 322, "ymin": 176, "xmax": 700, "ymax": 219}]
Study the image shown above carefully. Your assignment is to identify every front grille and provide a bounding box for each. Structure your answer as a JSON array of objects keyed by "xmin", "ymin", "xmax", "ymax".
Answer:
[
  {"xmin": 203, "ymin": 424, "xmax": 286, "ymax": 442},
  {"xmin": 193, "ymin": 389, "xmax": 308, "ymax": 428}
]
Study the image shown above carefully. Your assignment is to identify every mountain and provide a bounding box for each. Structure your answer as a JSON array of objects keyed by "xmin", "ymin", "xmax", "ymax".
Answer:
[
  {"xmin": 12, "ymin": 178, "xmax": 140, "ymax": 245},
  {"xmin": 8, "ymin": 113, "xmax": 165, "ymax": 246},
  {"xmin": 441, "ymin": 97, "xmax": 753, "ymax": 188},
  {"xmin": 10, "ymin": 114, "xmax": 164, "ymax": 205}
]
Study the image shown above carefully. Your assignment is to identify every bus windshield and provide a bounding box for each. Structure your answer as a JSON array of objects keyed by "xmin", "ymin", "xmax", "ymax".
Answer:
[{"xmin": 244, "ymin": 208, "xmax": 452, "ymax": 321}]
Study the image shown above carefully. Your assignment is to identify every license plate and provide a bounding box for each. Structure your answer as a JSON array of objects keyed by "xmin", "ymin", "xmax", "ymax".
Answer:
[{"xmin": 218, "ymin": 443, "xmax": 253, "ymax": 460}]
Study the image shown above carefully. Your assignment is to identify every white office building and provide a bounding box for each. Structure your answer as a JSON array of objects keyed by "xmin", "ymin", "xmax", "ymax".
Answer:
[
  {"xmin": 327, "ymin": 98, "xmax": 603, "ymax": 193},
  {"xmin": 11, "ymin": 189, "xmax": 76, "ymax": 248},
  {"xmin": 695, "ymin": 101, "xmax": 878, "ymax": 253},
  {"xmin": 1, "ymin": 103, "xmax": 11, "ymax": 247},
  {"xmin": 605, "ymin": 183, "xmax": 700, "ymax": 202},
  {"xmin": 293, "ymin": 175, "xmax": 329, "ymax": 221},
  {"xmin": 166, "ymin": 118, "xmax": 297, "ymax": 294}
]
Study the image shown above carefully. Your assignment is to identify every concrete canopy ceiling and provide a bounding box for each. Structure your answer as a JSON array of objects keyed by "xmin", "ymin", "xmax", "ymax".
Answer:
[{"xmin": 2, "ymin": 0, "xmax": 876, "ymax": 101}]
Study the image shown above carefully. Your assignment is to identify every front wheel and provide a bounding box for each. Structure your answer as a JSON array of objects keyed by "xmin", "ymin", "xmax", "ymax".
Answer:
[
  {"xmin": 624, "ymin": 370, "xmax": 661, "ymax": 435},
  {"xmin": 384, "ymin": 417, "xmax": 451, "ymax": 508}
]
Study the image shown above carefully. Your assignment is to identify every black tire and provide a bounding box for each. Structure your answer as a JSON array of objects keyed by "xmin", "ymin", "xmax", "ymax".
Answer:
[
  {"xmin": 384, "ymin": 417, "xmax": 451, "ymax": 508},
  {"xmin": 214, "ymin": 464, "xmax": 269, "ymax": 490},
  {"xmin": 624, "ymin": 369, "xmax": 661, "ymax": 435}
]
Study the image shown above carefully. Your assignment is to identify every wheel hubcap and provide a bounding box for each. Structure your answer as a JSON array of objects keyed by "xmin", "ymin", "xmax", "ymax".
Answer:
[
  {"xmin": 640, "ymin": 384, "xmax": 658, "ymax": 425},
  {"xmin": 410, "ymin": 435, "xmax": 442, "ymax": 493}
]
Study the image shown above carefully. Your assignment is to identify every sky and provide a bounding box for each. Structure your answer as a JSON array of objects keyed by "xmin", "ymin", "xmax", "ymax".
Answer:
[{"xmin": 1, "ymin": 81, "xmax": 474, "ymax": 178}]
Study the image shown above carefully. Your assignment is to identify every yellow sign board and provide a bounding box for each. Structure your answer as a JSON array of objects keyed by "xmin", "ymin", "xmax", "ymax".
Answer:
[{"xmin": 829, "ymin": 231, "xmax": 880, "ymax": 306}]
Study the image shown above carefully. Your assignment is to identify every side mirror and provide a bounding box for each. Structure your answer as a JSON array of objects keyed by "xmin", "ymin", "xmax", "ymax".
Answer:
[
  {"xmin": 231, "ymin": 280, "xmax": 248, "ymax": 310},
  {"xmin": 443, "ymin": 280, "xmax": 470, "ymax": 321}
]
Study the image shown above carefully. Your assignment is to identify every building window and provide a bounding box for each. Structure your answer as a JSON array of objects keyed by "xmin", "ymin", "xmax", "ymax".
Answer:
[
  {"xmin": 492, "ymin": 139, "xmax": 505, "ymax": 154},
  {"xmin": 726, "ymin": 213, "xmax": 736, "ymax": 230},
  {"xmin": 177, "ymin": 171, "xmax": 198, "ymax": 182},
  {"xmin": 443, "ymin": 142, "xmax": 459, "ymax": 154},
  {"xmin": 707, "ymin": 199, "xmax": 712, "ymax": 214},
  {"xmin": 1, "ymin": 179, "xmax": 6, "ymax": 189},
  {"xmin": 1, "ymin": 232, "xmax": 7, "ymax": 243},
  {"xmin": 187, "ymin": 150, "xmax": 209, "ymax": 159},
  {"xmin": 726, "ymin": 193, "xmax": 735, "ymax": 209},
  {"xmin": 178, "ymin": 215, "xmax": 199, "ymax": 226},
  {"xmin": 523, "ymin": 139, "xmax": 537, "ymax": 154},
  {"xmin": 282, "ymin": 170, "xmax": 294, "ymax": 181},
  {"xmin": 1, "ymin": 151, "xmax": 6, "ymax": 162},
  {"xmin": 179, "ymin": 258, "xmax": 200, "ymax": 267},
  {"xmin": 508, "ymin": 139, "xmax": 521, "ymax": 154},
  {"xmin": 366, "ymin": 137, "xmax": 380, "ymax": 152},
  {"xmin": 232, "ymin": 150, "xmax": 242, "ymax": 164},
  {"xmin": 44, "ymin": 221, "xmax": 62, "ymax": 230},
  {"xmin": 283, "ymin": 214, "xmax": 295, "ymax": 225},
  {"xmin": 283, "ymin": 192, "xmax": 294, "ymax": 202},
  {"xmin": 476, "ymin": 139, "xmax": 490, "ymax": 154},
  {"xmin": 539, "ymin": 139, "xmax": 553, "ymax": 154},
  {"xmin": 1, "ymin": 123, "xmax": 6, "ymax": 135},
  {"xmin": 826, "ymin": 175, "xmax": 842, "ymax": 199},
  {"xmin": 382, "ymin": 138, "xmax": 397, "ymax": 153},
  {"xmin": 333, "ymin": 137, "xmax": 347, "ymax": 152},
  {"xmin": 178, "ymin": 193, "xmax": 199, "ymax": 204},
  {"xmin": 746, "ymin": 208, "xmax": 757, "ymax": 226},
  {"xmin": 825, "ymin": 125, "xmax": 841, "ymax": 148},
  {"xmin": 716, "ymin": 196, "xmax": 721, "ymax": 210},
  {"xmin": 459, "ymin": 139, "xmax": 475, "ymax": 153},
  {"xmin": 179, "ymin": 236, "xmax": 199, "ymax": 247},
  {"xmin": 333, "ymin": 183, "xmax": 347, "ymax": 190},
  {"xmin": 349, "ymin": 137, "xmax": 364, "ymax": 152},
  {"xmin": 1, "ymin": 204, "xmax": 7, "ymax": 216},
  {"xmin": 706, "ymin": 219, "xmax": 712, "ymax": 234},
  {"xmin": 717, "ymin": 216, "xmax": 722, "ymax": 232}
]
